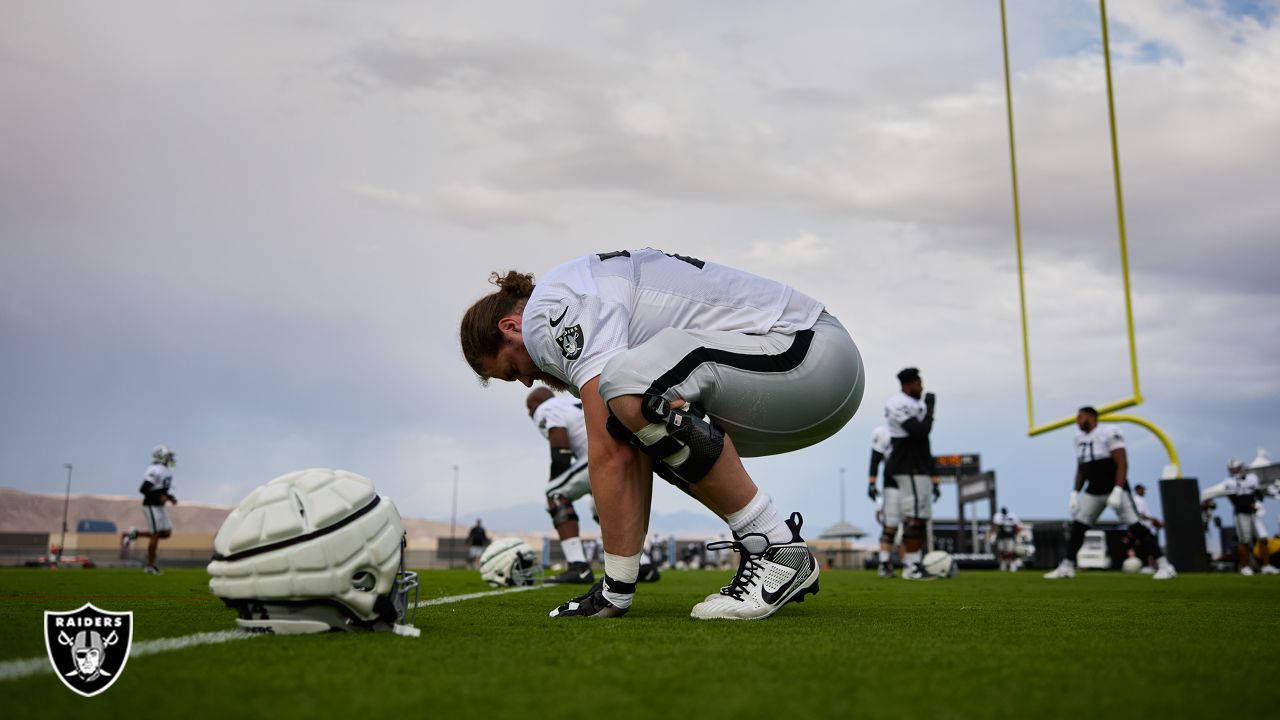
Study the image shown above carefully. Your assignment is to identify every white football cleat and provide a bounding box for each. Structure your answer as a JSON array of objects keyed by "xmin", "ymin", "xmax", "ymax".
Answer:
[
  {"xmin": 1260, "ymin": 565, "xmax": 1279, "ymax": 575},
  {"xmin": 1153, "ymin": 563, "xmax": 1177, "ymax": 580},
  {"xmin": 1043, "ymin": 560, "xmax": 1075, "ymax": 579},
  {"xmin": 1239, "ymin": 566, "xmax": 1255, "ymax": 577},
  {"xmin": 690, "ymin": 513, "xmax": 819, "ymax": 621}
]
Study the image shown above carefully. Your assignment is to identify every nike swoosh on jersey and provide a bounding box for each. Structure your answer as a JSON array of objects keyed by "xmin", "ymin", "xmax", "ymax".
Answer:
[{"xmin": 549, "ymin": 307, "xmax": 568, "ymax": 327}]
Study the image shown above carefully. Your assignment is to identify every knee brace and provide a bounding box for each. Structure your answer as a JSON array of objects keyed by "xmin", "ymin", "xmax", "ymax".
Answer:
[
  {"xmin": 546, "ymin": 495, "xmax": 579, "ymax": 529},
  {"xmin": 902, "ymin": 519, "xmax": 927, "ymax": 541},
  {"xmin": 606, "ymin": 394, "xmax": 723, "ymax": 485}
]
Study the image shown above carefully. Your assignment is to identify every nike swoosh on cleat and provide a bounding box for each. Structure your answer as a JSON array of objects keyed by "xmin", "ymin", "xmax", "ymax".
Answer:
[
  {"xmin": 549, "ymin": 307, "xmax": 568, "ymax": 327},
  {"xmin": 760, "ymin": 557, "xmax": 814, "ymax": 605}
]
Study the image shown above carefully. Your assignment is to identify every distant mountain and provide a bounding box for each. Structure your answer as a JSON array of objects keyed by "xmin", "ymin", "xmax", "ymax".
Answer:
[
  {"xmin": 0, "ymin": 487, "xmax": 465, "ymax": 541},
  {"xmin": 0, "ymin": 486, "xmax": 731, "ymax": 542}
]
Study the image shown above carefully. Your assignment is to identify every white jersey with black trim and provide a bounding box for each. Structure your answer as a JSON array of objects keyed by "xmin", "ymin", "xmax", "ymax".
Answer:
[
  {"xmin": 521, "ymin": 249, "xmax": 825, "ymax": 393},
  {"xmin": 1074, "ymin": 424, "xmax": 1125, "ymax": 494},
  {"xmin": 142, "ymin": 462, "xmax": 173, "ymax": 506},
  {"xmin": 871, "ymin": 425, "xmax": 891, "ymax": 456},
  {"xmin": 992, "ymin": 510, "xmax": 1019, "ymax": 537},
  {"xmin": 530, "ymin": 396, "xmax": 589, "ymax": 460},
  {"xmin": 884, "ymin": 393, "xmax": 927, "ymax": 439},
  {"xmin": 1201, "ymin": 473, "xmax": 1260, "ymax": 514}
]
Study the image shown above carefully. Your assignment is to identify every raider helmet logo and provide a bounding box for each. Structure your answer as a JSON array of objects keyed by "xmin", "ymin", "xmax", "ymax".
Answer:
[
  {"xmin": 44, "ymin": 603, "xmax": 133, "ymax": 697},
  {"xmin": 556, "ymin": 325, "xmax": 583, "ymax": 360}
]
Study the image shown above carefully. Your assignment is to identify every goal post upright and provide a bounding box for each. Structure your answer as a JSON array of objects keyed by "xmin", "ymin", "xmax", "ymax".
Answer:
[{"xmin": 998, "ymin": 0, "xmax": 1181, "ymax": 476}]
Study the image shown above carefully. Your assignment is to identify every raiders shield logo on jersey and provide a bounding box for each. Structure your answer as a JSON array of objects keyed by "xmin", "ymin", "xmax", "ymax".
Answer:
[
  {"xmin": 44, "ymin": 603, "xmax": 133, "ymax": 697},
  {"xmin": 556, "ymin": 325, "xmax": 583, "ymax": 360}
]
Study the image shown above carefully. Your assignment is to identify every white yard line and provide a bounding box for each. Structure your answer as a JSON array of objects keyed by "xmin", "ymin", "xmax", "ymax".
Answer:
[
  {"xmin": 0, "ymin": 630, "xmax": 253, "ymax": 682},
  {"xmin": 1, "ymin": 585, "xmax": 552, "ymax": 682},
  {"xmin": 414, "ymin": 583, "xmax": 552, "ymax": 608}
]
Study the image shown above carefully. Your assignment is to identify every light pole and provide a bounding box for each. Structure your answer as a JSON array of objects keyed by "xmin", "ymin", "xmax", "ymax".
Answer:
[
  {"xmin": 58, "ymin": 463, "xmax": 73, "ymax": 565},
  {"xmin": 449, "ymin": 465, "xmax": 459, "ymax": 569},
  {"xmin": 839, "ymin": 466, "xmax": 846, "ymax": 523}
]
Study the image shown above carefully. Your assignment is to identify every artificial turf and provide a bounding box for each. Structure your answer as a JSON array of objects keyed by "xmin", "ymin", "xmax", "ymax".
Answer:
[{"xmin": 0, "ymin": 566, "xmax": 1275, "ymax": 719}]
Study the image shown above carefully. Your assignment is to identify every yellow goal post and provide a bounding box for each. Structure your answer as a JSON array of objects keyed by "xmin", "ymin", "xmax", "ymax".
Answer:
[{"xmin": 998, "ymin": 0, "xmax": 1181, "ymax": 476}]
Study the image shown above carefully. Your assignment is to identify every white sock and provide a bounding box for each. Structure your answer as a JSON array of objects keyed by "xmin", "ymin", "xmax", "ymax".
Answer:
[
  {"xmin": 879, "ymin": 550, "xmax": 890, "ymax": 563},
  {"xmin": 602, "ymin": 551, "xmax": 640, "ymax": 609},
  {"xmin": 725, "ymin": 492, "xmax": 791, "ymax": 544},
  {"xmin": 561, "ymin": 537, "xmax": 586, "ymax": 565},
  {"xmin": 1157, "ymin": 556, "xmax": 1171, "ymax": 570},
  {"xmin": 905, "ymin": 551, "xmax": 921, "ymax": 565}
]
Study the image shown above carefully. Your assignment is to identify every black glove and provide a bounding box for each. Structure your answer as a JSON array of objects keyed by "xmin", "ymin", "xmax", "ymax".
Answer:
[
  {"xmin": 932, "ymin": 483, "xmax": 941, "ymax": 502},
  {"xmin": 867, "ymin": 484, "xmax": 879, "ymax": 502},
  {"xmin": 924, "ymin": 392, "xmax": 936, "ymax": 413}
]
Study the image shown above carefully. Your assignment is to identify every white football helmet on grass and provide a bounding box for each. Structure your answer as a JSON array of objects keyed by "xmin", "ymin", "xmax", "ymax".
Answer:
[
  {"xmin": 207, "ymin": 469, "xmax": 420, "ymax": 637},
  {"xmin": 922, "ymin": 550, "xmax": 958, "ymax": 578},
  {"xmin": 480, "ymin": 538, "xmax": 540, "ymax": 587}
]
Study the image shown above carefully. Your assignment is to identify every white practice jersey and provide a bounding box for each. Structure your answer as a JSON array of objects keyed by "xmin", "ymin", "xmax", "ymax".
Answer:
[
  {"xmin": 992, "ymin": 510, "xmax": 1020, "ymax": 537},
  {"xmin": 522, "ymin": 249, "xmax": 825, "ymax": 393},
  {"xmin": 144, "ymin": 463, "xmax": 172, "ymax": 491},
  {"xmin": 531, "ymin": 396, "xmax": 589, "ymax": 460},
  {"xmin": 142, "ymin": 462, "xmax": 173, "ymax": 505},
  {"xmin": 1075, "ymin": 424, "xmax": 1125, "ymax": 493},
  {"xmin": 884, "ymin": 393, "xmax": 927, "ymax": 439},
  {"xmin": 1075, "ymin": 425, "xmax": 1125, "ymax": 463},
  {"xmin": 871, "ymin": 425, "xmax": 892, "ymax": 456},
  {"xmin": 1201, "ymin": 473, "xmax": 1260, "ymax": 514}
]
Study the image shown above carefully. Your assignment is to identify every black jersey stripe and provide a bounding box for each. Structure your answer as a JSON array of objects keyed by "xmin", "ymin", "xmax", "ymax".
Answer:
[{"xmin": 644, "ymin": 328, "xmax": 815, "ymax": 397}]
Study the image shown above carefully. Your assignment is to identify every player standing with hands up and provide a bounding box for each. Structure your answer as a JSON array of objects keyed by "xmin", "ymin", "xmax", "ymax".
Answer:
[{"xmin": 884, "ymin": 368, "xmax": 941, "ymax": 580}]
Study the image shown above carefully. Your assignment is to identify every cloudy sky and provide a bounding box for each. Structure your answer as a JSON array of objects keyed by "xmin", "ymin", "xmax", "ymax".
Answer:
[{"xmin": 2, "ymin": 1, "xmax": 1277, "ymax": 542}]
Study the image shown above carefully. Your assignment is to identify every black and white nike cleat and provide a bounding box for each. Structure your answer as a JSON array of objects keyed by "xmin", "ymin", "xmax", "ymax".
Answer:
[
  {"xmin": 690, "ymin": 512, "xmax": 819, "ymax": 620},
  {"xmin": 548, "ymin": 580, "xmax": 629, "ymax": 618},
  {"xmin": 544, "ymin": 561, "xmax": 595, "ymax": 585},
  {"xmin": 638, "ymin": 563, "xmax": 661, "ymax": 582}
]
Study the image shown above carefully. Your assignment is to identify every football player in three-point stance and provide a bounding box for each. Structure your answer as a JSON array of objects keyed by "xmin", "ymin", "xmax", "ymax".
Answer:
[
  {"xmin": 121, "ymin": 445, "xmax": 178, "ymax": 575},
  {"xmin": 1201, "ymin": 459, "xmax": 1277, "ymax": 575},
  {"xmin": 462, "ymin": 249, "xmax": 864, "ymax": 620},
  {"xmin": 884, "ymin": 368, "xmax": 941, "ymax": 580},
  {"xmin": 527, "ymin": 387, "xmax": 659, "ymax": 584},
  {"xmin": 1044, "ymin": 406, "xmax": 1176, "ymax": 580}
]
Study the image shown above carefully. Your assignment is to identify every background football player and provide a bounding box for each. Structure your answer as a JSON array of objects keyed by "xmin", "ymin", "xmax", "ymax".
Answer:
[
  {"xmin": 1044, "ymin": 407, "xmax": 1176, "ymax": 580},
  {"xmin": 883, "ymin": 368, "xmax": 941, "ymax": 580},
  {"xmin": 527, "ymin": 387, "xmax": 660, "ymax": 584},
  {"xmin": 121, "ymin": 444, "xmax": 177, "ymax": 575},
  {"xmin": 988, "ymin": 506, "xmax": 1020, "ymax": 572},
  {"xmin": 1201, "ymin": 458, "xmax": 1277, "ymax": 575},
  {"xmin": 866, "ymin": 424, "xmax": 900, "ymax": 578}
]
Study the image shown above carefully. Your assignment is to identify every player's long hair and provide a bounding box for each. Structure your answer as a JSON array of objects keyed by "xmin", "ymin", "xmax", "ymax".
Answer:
[{"xmin": 460, "ymin": 271, "xmax": 535, "ymax": 381}]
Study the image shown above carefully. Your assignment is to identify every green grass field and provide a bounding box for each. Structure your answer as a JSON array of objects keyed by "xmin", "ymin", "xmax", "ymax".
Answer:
[{"xmin": 1, "ymin": 566, "xmax": 1276, "ymax": 719}]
